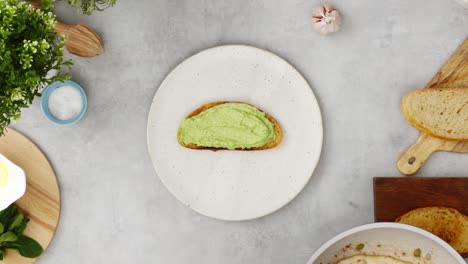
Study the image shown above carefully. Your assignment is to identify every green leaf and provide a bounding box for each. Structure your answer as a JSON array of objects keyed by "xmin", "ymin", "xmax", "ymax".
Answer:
[
  {"xmin": 0, "ymin": 203, "xmax": 42, "ymax": 259},
  {"xmin": 41, "ymin": 0, "xmax": 55, "ymax": 9},
  {"xmin": 9, "ymin": 236, "xmax": 43, "ymax": 258},
  {"xmin": 14, "ymin": 216, "xmax": 29, "ymax": 236},
  {"xmin": 0, "ymin": 232, "xmax": 17, "ymax": 243},
  {"xmin": 0, "ymin": 205, "xmax": 17, "ymax": 226},
  {"xmin": 66, "ymin": 0, "xmax": 116, "ymax": 15},
  {"xmin": 8, "ymin": 214, "xmax": 24, "ymax": 231}
]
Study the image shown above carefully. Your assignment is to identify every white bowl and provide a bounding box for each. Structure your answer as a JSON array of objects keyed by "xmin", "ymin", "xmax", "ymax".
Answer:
[
  {"xmin": 307, "ymin": 223, "xmax": 465, "ymax": 264},
  {"xmin": 0, "ymin": 154, "xmax": 26, "ymax": 211}
]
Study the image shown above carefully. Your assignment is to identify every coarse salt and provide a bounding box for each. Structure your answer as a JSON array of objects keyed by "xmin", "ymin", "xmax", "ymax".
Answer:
[{"xmin": 48, "ymin": 86, "xmax": 84, "ymax": 121}]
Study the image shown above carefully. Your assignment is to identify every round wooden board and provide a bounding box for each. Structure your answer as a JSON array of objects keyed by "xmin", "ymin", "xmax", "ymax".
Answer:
[{"xmin": 0, "ymin": 129, "xmax": 60, "ymax": 263}]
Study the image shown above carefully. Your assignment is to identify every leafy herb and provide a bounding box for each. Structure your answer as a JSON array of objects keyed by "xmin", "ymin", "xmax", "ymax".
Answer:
[
  {"xmin": 9, "ymin": 236, "xmax": 43, "ymax": 258},
  {"xmin": 42, "ymin": 0, "xmax": 116, "ymax": 15},
  {"xmin": 0, "ymin": 204, "xmax": 43, "ymax": 259},
  {"xmin": 0, "ymin": 0, "xmax": 72, "ymax": 135},
  {"xmin": 8, "ymin": 214, "xmax": 24, "ymax": 231},
  {"xmin": 39, "ymin": 0, "xmax": 55, "ymax": 10},
  {"xmin": 0, "ymin": 232, "xmax": 17, "ymax": 244},
  {"xmin": 68, "ymin": 0, "xmax": 116, "ymax": 15}
]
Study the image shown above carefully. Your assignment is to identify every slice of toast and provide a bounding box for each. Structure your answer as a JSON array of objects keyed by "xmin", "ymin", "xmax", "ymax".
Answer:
[
  {"xmin": 401, "ymin": 88, "xmax": 468, "ymax": 140},
  {"xmin": 177, "ymin": 102, "xmax": 282, "ymax": 150},
  {"xmin": 337, "ymin": 255, "xmax": 411, "ymax": 264},
  {"xmin": 395, "ymin": 207, "xmax": 468, "ymax": 254}
]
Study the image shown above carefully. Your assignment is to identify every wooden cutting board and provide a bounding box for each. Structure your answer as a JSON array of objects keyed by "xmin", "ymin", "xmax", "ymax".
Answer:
[
  {"xmin": 397, "ymin": 39, "xmax": 468, "ymax": 175},
  {"xmin": 0, "ymin": 129, "xmax": 60, "ymax": 264},
  {"xmin": 373, "ymin": 177, "xmax": 468, "ymax": 258},
  {"xmin": 373, "ymin": 177, "xmax": 468, "ymax": 222}
]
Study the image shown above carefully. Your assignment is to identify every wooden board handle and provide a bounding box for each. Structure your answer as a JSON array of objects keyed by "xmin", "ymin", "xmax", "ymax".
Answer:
[
  {"xmin": 27, "ymin": 0, "xmax": 42, "ymax": 8},
  {"xmin": 397, "ymin": 134, "xmax": 446, "ymax": 175},
  {"xmin": 54, "ymin": 22, "xmax": 73, "ymax": 36}
]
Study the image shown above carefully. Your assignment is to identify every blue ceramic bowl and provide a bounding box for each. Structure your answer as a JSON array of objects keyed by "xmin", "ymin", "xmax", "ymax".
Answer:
[{"xmin": 41, "ymin": 80, "xmax": 88, "ymax": 125}]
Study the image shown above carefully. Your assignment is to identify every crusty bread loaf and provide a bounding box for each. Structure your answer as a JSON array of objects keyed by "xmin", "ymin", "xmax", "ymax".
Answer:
[
  {"xmin": 178, "ymin": 102, "xmax": 282, "ymax": 150},
  {"xmin": 401, "ymin": 88, "xmax": 468, "ymax": 140},
  {"xmin": 337, "ymin": 255, "xmax": 411, "ymax": 264},
  {"xmin": 395, "ymin": 207, "xmax": 468, "ymax": 255}
]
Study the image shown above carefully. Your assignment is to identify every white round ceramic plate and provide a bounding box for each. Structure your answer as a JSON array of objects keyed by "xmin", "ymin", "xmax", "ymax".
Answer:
[{"xmin": 147, "ymin": 45, "xmax": 323, "ymax": 221}]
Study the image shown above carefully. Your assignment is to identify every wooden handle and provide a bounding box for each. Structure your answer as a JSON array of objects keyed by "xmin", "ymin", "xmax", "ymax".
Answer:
[
  {"xmin": 27, "ymin": 0, "xmax": 42, "ymax": 8},
  {"xmin": 397, "ymin": 134, "xmax": 446, "ymax": 175},
  {"xmin": 25, "ymin": 0, "xmax": 104, "ymax": 57},
  {"xmin": 54, "ymin": 22, "xmax": 73, "ymax": 36}
]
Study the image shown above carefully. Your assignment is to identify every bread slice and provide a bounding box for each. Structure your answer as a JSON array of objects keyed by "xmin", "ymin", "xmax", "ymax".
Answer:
[
  {"xmin": 401, "ymin": 88, "xmax": 468, "ymax": 140},
  {"xmin": 177, "ymin": 102, "xmax": 282, "ymax": 150},
  {"xmin": 395, "ymin": 207, "xmax": 468, "ymax": 254},
  {"xmin": 337, "ymin": 255, "xmax": 411, "ymax": 264}
]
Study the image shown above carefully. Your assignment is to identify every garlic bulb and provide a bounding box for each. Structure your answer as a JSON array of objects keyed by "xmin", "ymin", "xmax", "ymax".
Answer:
[{"xmin": 311, "ymin": 4, "xmax": 342, "ymax": 35}]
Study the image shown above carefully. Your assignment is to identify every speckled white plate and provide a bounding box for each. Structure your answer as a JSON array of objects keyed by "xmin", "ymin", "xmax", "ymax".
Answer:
[{"xmin": 147, "ymin": 45, "xmax": 323, "ymax": 221}]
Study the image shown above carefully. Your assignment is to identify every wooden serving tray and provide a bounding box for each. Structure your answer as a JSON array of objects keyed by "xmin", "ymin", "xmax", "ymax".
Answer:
[
  {"xmin": 373, "ymin": 177, "xmax": 468, "ymax": 222},
  {"xmin": 397, "ymin": 39, "xmax": 468, "ymax": 175},
  {"xmin": 0, "ymin": 129, "xmax": 60, "ymax": 264},
  {"xmin": 374, "ymin": 176, "xmax": 468, "ymax": 257}
]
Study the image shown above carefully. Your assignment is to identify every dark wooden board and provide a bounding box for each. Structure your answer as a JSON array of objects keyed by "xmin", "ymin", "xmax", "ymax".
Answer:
[{"xmin": 374, "ymin": 177, "xmax": 468, "ymax": 222}]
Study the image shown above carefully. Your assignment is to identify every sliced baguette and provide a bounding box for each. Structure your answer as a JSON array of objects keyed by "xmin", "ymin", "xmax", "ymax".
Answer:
[
  {"xmin": 395, "ymin": 207, "xmax": 468, "ymax": 255},
  {"xmin": 401, "ymin": 88, "xmax": 468, "ymax": 140},
  {"xmin": 177, "ymin": 102, "xmax": 282, "ymax": 150}
]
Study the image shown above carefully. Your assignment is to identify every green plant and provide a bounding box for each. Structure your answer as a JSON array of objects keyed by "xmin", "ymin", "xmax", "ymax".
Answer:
[
  {"xmin": 0, "ymin": 204, "xmax": 43, "ymax": 259},
  {"xmin": 0, "ymin": 0, "xmax": 71, "ymax": 135},
  {"xmin": 42, "ymin": 0, "xmax": 116, "ymax": 15},
  {"xmin": 68, "ymin": 0, "xmax": 116, "ymax": 15}
]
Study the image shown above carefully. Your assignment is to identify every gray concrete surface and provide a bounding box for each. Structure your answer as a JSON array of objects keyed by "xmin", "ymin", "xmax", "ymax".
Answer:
[{"xmin": 12, "ymin": 0, "xmax": 468, "ymax": 263}]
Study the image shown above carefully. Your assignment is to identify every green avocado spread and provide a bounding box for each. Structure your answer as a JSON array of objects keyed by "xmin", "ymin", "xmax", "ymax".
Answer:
[{"xmin": 178, "ymin": 103, "xmax": 277, "ymax": 150}]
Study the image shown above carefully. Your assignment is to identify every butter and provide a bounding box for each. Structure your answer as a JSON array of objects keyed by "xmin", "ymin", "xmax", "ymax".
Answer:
[{"xmin": 178, "ymin": 103, "xmax": 276, "ymax": 149}]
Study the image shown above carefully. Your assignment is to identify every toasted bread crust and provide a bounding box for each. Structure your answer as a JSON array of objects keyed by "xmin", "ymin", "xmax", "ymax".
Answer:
[{"xmin": 177, "ymin": 101, "xmax": 283, "ymax": 150}]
